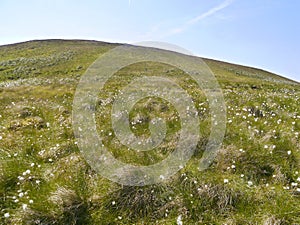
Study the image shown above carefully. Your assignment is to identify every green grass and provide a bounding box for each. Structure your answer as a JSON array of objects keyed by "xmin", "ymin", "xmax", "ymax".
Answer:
[{"xmin": 0, "ymin": 39, "xmax": 299, "ymax": 224}]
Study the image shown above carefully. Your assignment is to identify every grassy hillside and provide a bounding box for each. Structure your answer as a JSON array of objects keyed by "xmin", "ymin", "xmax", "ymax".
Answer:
[{"xmin": 0, "ymin": 40, "xmax": 299, "ymax": 224}]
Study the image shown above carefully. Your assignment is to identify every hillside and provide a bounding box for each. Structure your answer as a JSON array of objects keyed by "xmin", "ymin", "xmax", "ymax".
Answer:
[{"xmin": 0, "ymin": 39, "xmax": 299, "ymax": 224}]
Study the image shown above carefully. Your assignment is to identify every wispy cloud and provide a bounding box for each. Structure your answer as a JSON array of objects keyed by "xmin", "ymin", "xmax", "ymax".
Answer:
[
  {"xmin": 140, "ymin": 0, "xmax": 235, "ymax": 39},
  {"xmin": 188, "ymin": 0, "xmax": 234, "ymax": 25},
  {"xmin": 167, "ymin": 0, "xmax": 235, "ymax": 36}
]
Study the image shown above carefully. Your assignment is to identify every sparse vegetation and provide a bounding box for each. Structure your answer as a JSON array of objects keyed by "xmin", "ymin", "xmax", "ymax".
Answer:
[{"xmin": 0, "ymin": 40, "xmax": 299, "ymax": 224}]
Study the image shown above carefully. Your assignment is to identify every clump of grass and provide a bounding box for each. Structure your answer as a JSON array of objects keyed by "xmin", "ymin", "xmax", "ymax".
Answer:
[
  {"xmin": 19, "ymin": 187, "xmax": 90, "ymax": 225},
  {"xmin": 49, "ymin": 187, "xmax": 90, "ymax": 224},
  {"xmin": 102, "ymin": 184, "xmax": 176, "ymax": 222}
]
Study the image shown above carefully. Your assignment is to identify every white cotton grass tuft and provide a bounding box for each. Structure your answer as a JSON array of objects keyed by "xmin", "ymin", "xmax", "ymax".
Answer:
[
  {"xmin": 177, "ymin": 214, "xmax": 183, "ymax": 225},
  {"xmin": 22, "ymin": 204, "xmax": 28, "ymax": 210}
]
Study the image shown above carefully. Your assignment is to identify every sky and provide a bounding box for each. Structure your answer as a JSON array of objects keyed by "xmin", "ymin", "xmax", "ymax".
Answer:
[{"xmin": 0, "ymin": 0, "xmax": 299, "ymax": 81}]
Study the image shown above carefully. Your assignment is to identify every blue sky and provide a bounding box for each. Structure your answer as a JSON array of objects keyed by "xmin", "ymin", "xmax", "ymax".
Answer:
[{"xmin": 0, "ymin": 0, "xmax": 299, "ymax": 81}]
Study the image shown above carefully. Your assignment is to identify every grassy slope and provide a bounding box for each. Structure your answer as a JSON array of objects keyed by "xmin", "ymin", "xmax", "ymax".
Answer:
[{"xmin": 0, "ymin": 39, "xmax": 299, "ymax": 224}]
